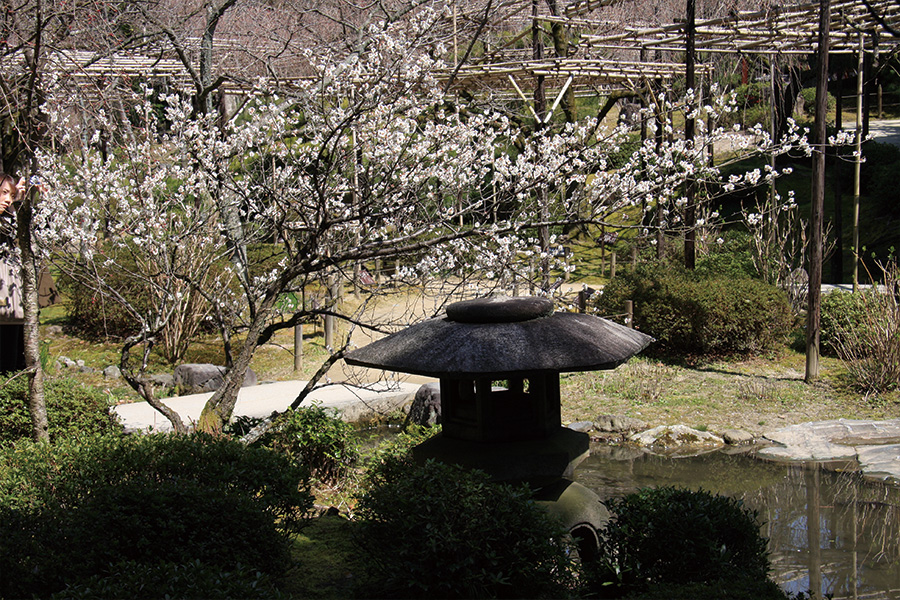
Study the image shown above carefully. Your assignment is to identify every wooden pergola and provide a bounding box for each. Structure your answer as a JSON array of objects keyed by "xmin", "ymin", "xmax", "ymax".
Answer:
[{"xmin": 582, "ymin": 0, "xmax": 899, "ymax": 54}]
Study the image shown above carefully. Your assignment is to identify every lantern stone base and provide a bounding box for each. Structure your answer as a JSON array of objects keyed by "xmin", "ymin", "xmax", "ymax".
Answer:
[{"xmin": 411, "ymin": 426, "xmax": 590, "ymax": 486}]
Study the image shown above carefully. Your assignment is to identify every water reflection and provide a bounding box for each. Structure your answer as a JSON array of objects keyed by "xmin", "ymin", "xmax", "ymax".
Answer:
[{"xmin": 574, "ymin": 446, "xmax": 900, "ymax": 599}]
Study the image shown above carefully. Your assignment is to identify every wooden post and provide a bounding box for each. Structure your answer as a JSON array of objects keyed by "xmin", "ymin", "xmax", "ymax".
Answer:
[
  {"xmin": 610, "ymin": 251, "xmax": 617, "ymax": 279},
  {"xmin": 853, "ymin": 32, "xmax": 864, "ymax": 292},
  {"xmin": 293, "ymin": 324, "xmax": 303, "ymax": 372},
  {"xmin": 806, "ymin": 0, "xmax": 830, "ymax": 383},
  {"xmin": 831, "ymin": 73, "xmax": 844, "ymax": 284},
  {"xmin": 577, "ymin": 291, "xmax": 586, "ymax": 313},
  {"xmin": 683, "ymin": 0, "xmax": 697, "ymax": 270},
  {"xmin": 624, "ymin": 300, "xmax": 634, "ymax": 328}
]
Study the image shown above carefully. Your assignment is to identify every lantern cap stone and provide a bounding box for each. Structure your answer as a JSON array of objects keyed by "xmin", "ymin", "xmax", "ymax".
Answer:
[{"xmin": 345, "ymin": 296, "xmax": 653, "ymax": 378}]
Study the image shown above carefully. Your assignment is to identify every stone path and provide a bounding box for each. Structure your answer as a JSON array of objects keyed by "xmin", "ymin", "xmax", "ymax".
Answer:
[
  {"xmin": 113, "ymin": 379, "xmax": 420, "ymax": 433},
  {"xmin": 760, "ymin": 419, "xmax": 900, "ymax": 482}
]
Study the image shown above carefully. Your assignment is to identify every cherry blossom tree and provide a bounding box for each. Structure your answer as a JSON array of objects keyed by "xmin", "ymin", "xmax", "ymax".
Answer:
[{"xmin": 33, "ymin": 1, "xmax": 809, "ymax": 434}]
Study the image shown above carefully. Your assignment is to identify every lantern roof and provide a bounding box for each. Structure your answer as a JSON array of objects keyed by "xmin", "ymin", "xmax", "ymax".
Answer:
[{"xmin": 344, "ymin": 296, "xmax": 653, "ymax": 378}]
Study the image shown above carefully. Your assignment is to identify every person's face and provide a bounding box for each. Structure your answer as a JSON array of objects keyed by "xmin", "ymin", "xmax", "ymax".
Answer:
[{"xmin": 0, "ymin": 180, "xmax": 16, "ymax": 213}]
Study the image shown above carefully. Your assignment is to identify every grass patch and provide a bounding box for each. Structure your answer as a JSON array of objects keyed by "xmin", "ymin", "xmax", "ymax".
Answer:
[
  {"xmin": 285, "ymin": 515, "xmax": 368, "ymax": 599},
  {"xmin": 561, "ymin": 351, "xmax": 899, "ymax": 435}
]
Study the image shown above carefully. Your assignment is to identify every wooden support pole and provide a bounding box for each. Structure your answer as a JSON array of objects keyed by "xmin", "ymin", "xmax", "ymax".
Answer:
[
  {"xmin": 684, "ymin": 0, "xmax": 697, "ymax": 270},
  {"xmin": 806, "ymin": 0, "xmax": 830, "ymax": 383},
  {"xmin": 853, "ymin": 32, "xmax": 864, "ymax": 292},
  {"xmin": 293, "ymin": 324, "xmax": 303, "ymax": 372}
]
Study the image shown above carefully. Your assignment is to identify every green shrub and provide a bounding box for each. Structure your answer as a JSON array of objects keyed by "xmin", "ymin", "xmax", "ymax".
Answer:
[
  {"xmin": 0, "ymin": 433, "xmax": 313, "ymax": 598},
  {"xmin": 800, "ymin": 87, "xmax": 835, "ymax": 114},
  {"xmin": 53, "ymin": 560, "xmax": 286, "ymax": 600},
  {"xmin": 353, "ymin": 457, "xmax": 576, "ymax": 599},
  {"xmin": 821, "ymin": 290, "xmax": 870, "ymax": 356},
  {"xmin": 595, "ymin": 261, "xmax": 793, "ymax": 356},
  {"xmin": 586, "ymin": 487, "xmax": 770, "ymax": 596},
  {"xmin": 695, "ymin": 231, "xmax": 757, "ymax": 280},
  {"xmin": 0, "ymin": 376, "xmax": 119, "ymax": 446},
  {"xmin": 255, "ymin": 403, "xmax": 359, "ymax": 485},
  {"xmin": 57, "ymin": 266, "xmax": 147, "ymax": 341},
  {"xmin": 359, "ymin": 423, "xmax": 442, "ymax": 469},
  {"xmin": 824, "ymin": 262, "xmax": 900, "ymax": 394}
]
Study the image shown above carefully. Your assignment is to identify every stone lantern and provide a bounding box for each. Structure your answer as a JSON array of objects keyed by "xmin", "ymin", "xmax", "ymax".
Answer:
[{"xmin": 345, "ymin": 295, "xmax": 652, "ymax": 557}]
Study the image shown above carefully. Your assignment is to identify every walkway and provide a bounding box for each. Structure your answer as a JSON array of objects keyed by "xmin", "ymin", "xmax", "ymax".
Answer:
[{"xmin": 113, "ymin": 379, "xmax": 420, "ymax": 433}]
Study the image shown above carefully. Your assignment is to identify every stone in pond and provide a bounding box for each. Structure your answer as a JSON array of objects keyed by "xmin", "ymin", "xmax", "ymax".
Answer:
[{"xmin": 629, "ymin": 425, "xmax": 724, "ymax": 449}]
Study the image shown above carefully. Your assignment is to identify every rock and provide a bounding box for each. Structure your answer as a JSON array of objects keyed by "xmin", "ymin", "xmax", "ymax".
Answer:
[
  {"xmin": 629, "ymin": 425, "xmax": 724, "ymax": 449},
  {"xmin": 78, "ymin": 365, "xmax": 94, "ymax": 374},
  {"xmin": 406, "ymin": 382, "xmax": 441, "ymax": 427},
  {"xmin": 594, "ymin": 414, "xmax": 647, "ymax": 434},
  {"xmin": 102, "ymin": 365, "xmax": 121, "ymax": 379},
  {"xmin": 568, "ymin": 421, "xmax": 594, "ymax": 433},
  {"xmin": 44, "ymin": 325, "xmax": 63, "ymax": 335},
  {"xmin": 722, "ymin": 429, "xmax": 755, "ymax": 445},
  {"xmin": 76, "ymin": 359, "xmax": 85, "ymax": 368},
  {"xmin": 57, "ymin": 356, "xmax": 76, "ymax": 369},
  {"xmin": 173, "ymin": 363, "xmax": 258, "ymax": 394},
  {"xmin": 149, "ymin": 373, "xmax": 175, "ymax": 389}
]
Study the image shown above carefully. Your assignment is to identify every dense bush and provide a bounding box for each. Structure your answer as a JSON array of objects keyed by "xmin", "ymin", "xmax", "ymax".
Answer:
[
  {"xmin": 0, "ymin": 376, "xmax": 119, "ymax": 446},
  {"xmin": 820, "ymin": 290, "xmax": 870, "ymax": 356},
  {"xmin": 595, "ymin": 260, "xmax": 793, "ymax": 356},
  {"xmin": 822, "ymin": 263, "xmax": 900, "ymax": 394},
  {"xmin": 53, "ymin": 560, "xmax": 286, "ymax": 600},
  {"xmin": 586, "ymin": 486, "xmax": 772, "ymax": 597},
  {"xmin": 799, "ymin": 87, "xmax": 835, "ymax": 114},
  {"xmin": 255, "ymin": 403, "xmax": 359, "ymax": 485},
  {"xmin": 353, "ymin": 457, "xmax": 576, "ymax": 598},
  {"xmin": 0, "ymin": 433, "xmax": 313, "ymax": 598},
  {"xmin": 57, "ymin": 265, "xmax": 147, "ymax": 341},
  {"xmin": 694, "ymin": 231, "xmax": 758, "ymax": 280}
]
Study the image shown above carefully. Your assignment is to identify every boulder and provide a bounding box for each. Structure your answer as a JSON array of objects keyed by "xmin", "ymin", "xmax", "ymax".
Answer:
[
  {"xmin": 629, "ymin": 425, "xmax": 724, "ymax": 449},
  {"xmin": 173, "ymin": 363, "xmax": 258, "ymax": 394},
  {"xmin": 722, "ymin": 429, "xmax": 755, "ymax": 445},
  {"xmin": 567, "ymin": 421, "xmax": 594, "ymax": 433},
  {"xmin": 594, "ymin": 414, "xmax": 647, "ymax": 434},
  {"xmin": 149, "ymin": 373, "xmax": 175, "ymax": 389},
  {"xmin": 102, "ymin": 365, "xmax": 121, "ymax": 380},
  {"xmin": 406, "ymin": 381, "xmax": 441, "ymax": 427}
]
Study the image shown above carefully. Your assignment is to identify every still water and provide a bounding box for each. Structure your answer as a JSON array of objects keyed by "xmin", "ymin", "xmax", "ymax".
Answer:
[{"xmin": 574, "ymin": 445, "xmax": 900, "ymax": 599}]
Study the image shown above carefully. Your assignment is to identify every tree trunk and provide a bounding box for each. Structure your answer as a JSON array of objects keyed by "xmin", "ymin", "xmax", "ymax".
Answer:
[
  {"xmin": 17, "ymin": 180, "xmax": 47, "ymax": 442},
  {"xmin": 197, "ymin": 297, "xmax": 276, "ymax": 433}
]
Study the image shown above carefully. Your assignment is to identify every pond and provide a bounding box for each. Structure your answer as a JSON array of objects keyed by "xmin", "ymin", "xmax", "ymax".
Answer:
[{"xmin": 574, "ymin": 445, "xmax": 900, "ymax": 600}]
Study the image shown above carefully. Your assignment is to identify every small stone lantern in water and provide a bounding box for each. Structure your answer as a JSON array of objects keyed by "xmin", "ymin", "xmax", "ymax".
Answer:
[{"xmin": 345, "ymin": 295, "xmax": 652, "ymax": 557}]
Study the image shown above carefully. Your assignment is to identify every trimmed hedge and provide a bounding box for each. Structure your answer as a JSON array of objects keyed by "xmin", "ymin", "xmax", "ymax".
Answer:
[
  {"xmin": 0, "ymin": 433, "xmax": 313, "ymax": 598},
  {"xmin": 0, "ymin": 376, "xmax": 119, "ymax": 446},
  {"xmin": 353, "ymin": 457, "xmax": 576, "ymax": 599},
  {"xmin": 595, "ymin": 261, "xmax": 793, "ymax": 356},
  {"xmin": 585, "ymin": 486, "xmax": 782, "ymax": 598}
]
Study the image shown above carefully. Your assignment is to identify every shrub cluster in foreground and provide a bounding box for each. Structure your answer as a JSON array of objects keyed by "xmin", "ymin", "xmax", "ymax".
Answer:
[
  {"xmin": 0, "ymin": 390, "xmax": 802, "ymax": 599},
  {"xmin": 0, "ymin": 432, "xmax": 313, "ymax": 598}
]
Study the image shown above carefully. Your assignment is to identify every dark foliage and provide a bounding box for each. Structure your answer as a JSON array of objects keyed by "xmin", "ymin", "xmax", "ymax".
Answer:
[
  {"xmin": 585, "ymin": 486, "xmax": 772, "ymax": 597},
  {"xmin": 596, "ymin": 260, "xmax": 793, "ymax": 356},
  {"xmin": 353, "ymin": 457, "xmax": 576, "ymax": 599},
  {"xmin": 0, "ymin": 432, "xmax": 313, "ymax": 598},
  {"xmin": 0, "ymin": 376, "xmax": 119, "ymax": 446}
]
